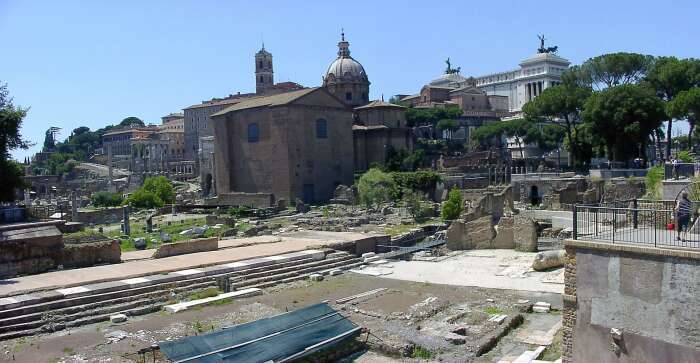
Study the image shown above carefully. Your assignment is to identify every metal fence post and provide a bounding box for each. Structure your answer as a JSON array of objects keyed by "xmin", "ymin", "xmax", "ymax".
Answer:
[
  {"xmin": 613, "ymin": 208, "xmax": 616, "ymax": 244},
  {"xmin": 594, "ymin": 208, "xmax": 598, "ymax": 236},
  {"xmin": 633, "ymin": 198, "xmax": 638, "ymax": 229},
  {"xmin": 572, "ymin": 204, "xmax": 578, "ymax": 240}
]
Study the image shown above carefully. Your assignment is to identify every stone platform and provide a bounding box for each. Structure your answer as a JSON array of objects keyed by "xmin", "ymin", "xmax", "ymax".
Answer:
[{"xmin": 0, "ymin": 231, "xmax": 384, "ymax": 298}]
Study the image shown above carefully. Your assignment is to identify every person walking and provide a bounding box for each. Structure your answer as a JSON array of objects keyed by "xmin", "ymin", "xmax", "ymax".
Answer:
[{"xmin": 675, "ymin": 191, "xmax": 692, "ymax": 242}]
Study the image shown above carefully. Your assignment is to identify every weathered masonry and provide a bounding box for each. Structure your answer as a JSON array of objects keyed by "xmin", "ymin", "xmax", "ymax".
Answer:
[{"xmin": 562, "ymin": 240, "xmax": 700, "ymax": 363}]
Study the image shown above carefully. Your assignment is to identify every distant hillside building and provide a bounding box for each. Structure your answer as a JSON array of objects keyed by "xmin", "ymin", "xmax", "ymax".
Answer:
[{"xmin": 211, "ymin": 88, "xmax": 354, "ymax": 207}]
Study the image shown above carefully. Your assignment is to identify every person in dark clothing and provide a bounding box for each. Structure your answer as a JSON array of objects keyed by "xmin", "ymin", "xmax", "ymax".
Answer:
[{"xmin": 676, "ymin": 192, "xmax": 692, "ymax": 241}]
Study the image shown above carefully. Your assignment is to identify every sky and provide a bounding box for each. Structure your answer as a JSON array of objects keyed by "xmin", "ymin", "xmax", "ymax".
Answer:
[{"xmin": 2, "ymin": 0, "xmax": 700, "ymax": 160}]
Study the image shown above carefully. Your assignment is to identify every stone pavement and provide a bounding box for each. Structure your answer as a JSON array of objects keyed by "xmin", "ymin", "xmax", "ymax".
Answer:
[
  {"xmin": 121, "ymin": 235, "xmax": 292, "ymax": 261},
  {"xmin": 0, "ymin": 231, "xmax": 375, "ymax": 297}
]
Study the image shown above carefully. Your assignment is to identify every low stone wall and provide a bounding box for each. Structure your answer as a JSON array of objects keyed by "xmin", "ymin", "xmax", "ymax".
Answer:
[
  {"xmin": 214, "ymin": 193, "xmax": 275, "ymax": 208},
  {"xmin": 318, "ymin": 235, "xmax": 388, "ymax": 256},
  {"xmin": 75, "ymin": 207, "xmax": 123, "ymax": 225},
  {"xmin": 563, "ymin": 240, "xmax": 700, "ymax": 363},
  {"xmin": 589, "ymin": 168, "xmax": 647, "ymax": 180},
  {"xmin": 0, "ymin": 223, "xmax": 64, "ymax": 278},
  {"xmin": 153, "ymin": 237, "xmax": 219, "ymax": 259},
  {"xmin": 60, "ymin": 239, "xmax": 121, "ymax": 268}
]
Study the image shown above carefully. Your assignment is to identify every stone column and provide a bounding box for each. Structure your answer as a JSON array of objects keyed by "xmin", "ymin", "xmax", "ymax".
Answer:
[
  {"xmin": 71, "ymin": 190, "xmax": 79, "ymax": 222},
  {"xmin": 122, "ymin": 205, "xmax": 131, "ymax": 235}
]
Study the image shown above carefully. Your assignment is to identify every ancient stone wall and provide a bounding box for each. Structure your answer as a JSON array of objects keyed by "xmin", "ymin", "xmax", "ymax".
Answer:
[
  {"xmin": 60, "ymin": 240, "xmax": 121, "ymax": 268},
  {"xmin": 0, "ymin": 224, "xmax": 63, "ymax": 278},
  {"xmin": 215, "ymin": 192, "xmax": 275, "ymax": 208},
  {"xmin": 74, "ymin": 207, "xmax": 123, "ymax": 225},
  {"xmin": 153, "ymin": 237, "xmax": 219, "ymax": 259},
  {"xmin": 563, "ymin": 240, "xmax": 700, "ymax": 363}
]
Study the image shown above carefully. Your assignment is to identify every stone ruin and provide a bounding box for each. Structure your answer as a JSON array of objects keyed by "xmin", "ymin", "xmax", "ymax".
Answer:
[{"xmin": 445, "ymin": 185, "xmax": 537, "ymax": 251}]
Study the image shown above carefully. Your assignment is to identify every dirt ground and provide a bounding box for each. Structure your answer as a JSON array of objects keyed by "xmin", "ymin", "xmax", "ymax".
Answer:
[{"xmin": 0, "ymin": 274, "xmax": 561, "ymax": 363}]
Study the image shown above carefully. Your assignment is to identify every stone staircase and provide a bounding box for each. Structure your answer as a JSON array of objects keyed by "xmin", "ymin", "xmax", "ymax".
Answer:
[{"xmin": 0, "ymin": 250, "xmax": 363, "ymax": 340}]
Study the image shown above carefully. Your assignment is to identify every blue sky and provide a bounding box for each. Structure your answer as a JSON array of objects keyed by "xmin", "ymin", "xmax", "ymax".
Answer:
[{"xmin": 2, "ymin": 0, "xmax": 699, "ymax": 160}]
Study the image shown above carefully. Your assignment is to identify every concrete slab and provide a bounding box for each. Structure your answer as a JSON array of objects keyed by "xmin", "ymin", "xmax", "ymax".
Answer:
[
  {"xmin": 163, "ymin": 288, "xmax": 262, "ymax": 313},
  {"xmin": 120, "ymin": 277, "xmax": 151, "ymax": 287},
  {"xmin": 83, "ymin": 280, "xmax": 128, "ymax": 294},
  {"xmin": 170, "ymin": 269, "xmax": 204, "ymax": 278},
  {"xmin": 56, "ymin": 286, "xmax": 91, "ymax": 297},
  {"xmin": 375, "ymin": 250, "xmax": 564, "ymax": 294}
]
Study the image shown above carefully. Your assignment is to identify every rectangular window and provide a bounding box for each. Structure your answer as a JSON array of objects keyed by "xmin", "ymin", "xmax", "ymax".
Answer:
[
  {"xmin": 345, "ymin": 92, "xmax": 352, "ymax": 101},
  {"xmin": 316, "ymin": 119, "xmax": 328, "ymax": 139},
  {"xmin": 247, "ymin": 123, "xmax": 259, "ymax": 142}
]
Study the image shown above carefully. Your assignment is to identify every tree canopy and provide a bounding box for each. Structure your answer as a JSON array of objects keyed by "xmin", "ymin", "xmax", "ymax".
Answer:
[
  {"xmin": 405, "ymin": 106, "xmax": 461, "ymax": 127},
  {"xmin": 578, "ymin": 52, "xmax": 654, "ymax": 89},
  {"xmin": 582, "ymin": 84, "xmax": 665, "ymax": 161},
  {"xmin": 645, "ymin": 57, "xmax": 700, "ymax": 159},
  {"xmin": 0, "ymin": 82, "xmax": 30, "ymax": 202}
]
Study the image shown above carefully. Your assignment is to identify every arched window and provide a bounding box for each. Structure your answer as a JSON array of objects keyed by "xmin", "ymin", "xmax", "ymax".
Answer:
[
  {"xmin": 315, "ymin": 119, "xmax": 327, "ymax": 139},
  {"xmin": 247, "ymin": 123, "xmax": 259, "ymax": 142}
]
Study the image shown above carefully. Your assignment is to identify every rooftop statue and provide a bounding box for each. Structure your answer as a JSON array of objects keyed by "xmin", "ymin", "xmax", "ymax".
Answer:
[
  {"xmin": 537, "ymin": 34, "xmax": 558, "ymax": 54},
  {"xmin": 445, "ymin": 57, "xmax": 461, "ymax": 74}
]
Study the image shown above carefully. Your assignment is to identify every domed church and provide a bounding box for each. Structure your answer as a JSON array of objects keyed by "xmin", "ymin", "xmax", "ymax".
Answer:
[{"xmin": 322, "ymin": 31, "xmax": 370, "ymax": 107}]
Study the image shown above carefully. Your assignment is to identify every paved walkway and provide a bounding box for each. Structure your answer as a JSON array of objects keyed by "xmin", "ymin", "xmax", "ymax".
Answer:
[
  {"xmin": 0, "ymin": 231, "xmax": 373, "ymax": 297},
  {"xmin": 121, "ymin": 235, "xmax": 289, "ymax": 261}
]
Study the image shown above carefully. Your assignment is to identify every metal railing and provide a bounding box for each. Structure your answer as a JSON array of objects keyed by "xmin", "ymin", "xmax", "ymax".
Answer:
[{"xmin": 573, "ymin": 204, "xmax": 700, "ymax": 249}]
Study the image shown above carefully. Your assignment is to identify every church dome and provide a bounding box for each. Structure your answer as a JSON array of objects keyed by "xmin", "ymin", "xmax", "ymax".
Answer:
[
  {"xmin": 323, "ymin": 32, "xmax": 369, "ymax": 84},
  {"xmin": 325, "ymin": 57, "xmax": 368, "ymax": 82}
]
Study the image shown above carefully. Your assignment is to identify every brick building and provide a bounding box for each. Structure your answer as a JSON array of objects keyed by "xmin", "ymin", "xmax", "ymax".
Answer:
[{"xmin": 211, "ymin": 88, "xmax": 354, "ymax": 206}]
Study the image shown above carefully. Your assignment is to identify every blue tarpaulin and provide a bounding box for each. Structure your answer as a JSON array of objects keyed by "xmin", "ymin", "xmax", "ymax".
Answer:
[{"xmin": 159, "ymin": 302, "xmax": 360, "ymax": 363}]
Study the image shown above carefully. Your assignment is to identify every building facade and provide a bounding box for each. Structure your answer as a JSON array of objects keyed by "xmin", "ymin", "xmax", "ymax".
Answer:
[
  {"xmin": 427, "ymin": 49, "xmax": 570, "ymax": 112},
  {"xmin": 211, "ymin": 88, "xmax": 354, "ymax": 206},
  {"xmin": 353, "ymin": 100, "xmax": 414, "ymax": 172}
]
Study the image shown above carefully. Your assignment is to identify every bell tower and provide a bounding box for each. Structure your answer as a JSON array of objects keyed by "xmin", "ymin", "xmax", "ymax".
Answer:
[{"xmin": 255, "ymin": 44, "xmax": 274, "ymax": 95}]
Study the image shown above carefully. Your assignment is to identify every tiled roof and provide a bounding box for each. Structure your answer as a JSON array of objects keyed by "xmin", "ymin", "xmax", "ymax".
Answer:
[{"xmin": 211, "ymin": 88, "xmax": 320, "ymax": 117}]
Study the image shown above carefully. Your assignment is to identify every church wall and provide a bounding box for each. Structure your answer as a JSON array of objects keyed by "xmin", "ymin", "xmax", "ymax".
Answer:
[{"xmin": 285, "ymin": 105, "xmax": 354, "ymax": 203}]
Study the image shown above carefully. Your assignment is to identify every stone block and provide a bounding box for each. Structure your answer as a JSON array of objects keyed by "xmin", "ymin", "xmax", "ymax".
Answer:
[
  {"xmin": 110, "ymin": 313, "xmax": 128, "ymax": 323},
  {"xmin": 361, "ymin": 252, "xmax": 376, "ymax": 259},
  {"xmin": 533, "ymin": 301, "xmax": 551, "ymax": 313},
  {"xmin": 309, "ymin": 273, "xmax": 324, "ymax": 281},
  {"xmin": 513, "ymin": 214, "xmax": 538, "ymax": 252},
  {"xmin": 492, "ymin": 216, "xmax": 515, "ymax": 249},
  {"xmin": 446, "ymin": 215, "xmax": 495, "ymax": 250},
  {"xmin": 329, "ymin": 269, "xmax": 343, "ymax": 276},
  {"xmin": 444, "ymin": 332, "xmax": 466, "ymax": 345}
]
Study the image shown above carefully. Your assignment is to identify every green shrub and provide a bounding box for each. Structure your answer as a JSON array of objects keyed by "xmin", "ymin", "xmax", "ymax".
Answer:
[
  {"xmin": 357, "ymin": 168, "xmax": 397, "ymax": 207},
  {"xmin": 645, "ymin": 165, "xmax": 664, "ymax": 199},
  {"xmin": 677, "ymin": 150, "xmax": 694, "ymax": 163},
  {"xmin": 125, "ymin": 176, "xmax": 174, "ymax": 209},
  {"xmin": 91, "ymin": 191, "xmax": 123, "ymax": 207},
  {"xmin": 390, "ymin": 171, "xmax": 441, "ymax": 194},
  {"xmin": 441, "ymin": 186, "xmax": 463, "ymax": 221},
  {"xmin": 126, "ymin": 188, "xmax": 163, "ymax": 209}
]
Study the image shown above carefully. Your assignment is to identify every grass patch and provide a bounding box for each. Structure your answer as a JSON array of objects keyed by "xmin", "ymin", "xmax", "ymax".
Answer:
[
  {"xmin": 540, "ymin": 327, "xmax": 563, "ymax": 361},
  {"xmin": 62, "ymin": 347, "xmax": 74, "ymax": 355},
  {"xmin": 484, "ymin": 306, "xmax": 503, "ymax": 315},
  {"xmin": 411, "ymin": 345, "xmax": 434, "ymax": 359},
  {"xmin": 187, "ymin": 287, "xmax": 220, "ymax": 301}
]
